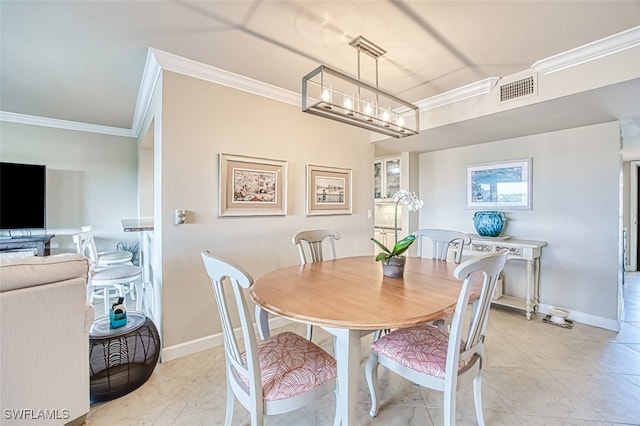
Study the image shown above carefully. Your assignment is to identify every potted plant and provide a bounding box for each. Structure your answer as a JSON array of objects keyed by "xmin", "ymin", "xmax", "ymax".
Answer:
[{"xmin": 371, "ymin": 189, "xmax": 423, "ymax": 277}]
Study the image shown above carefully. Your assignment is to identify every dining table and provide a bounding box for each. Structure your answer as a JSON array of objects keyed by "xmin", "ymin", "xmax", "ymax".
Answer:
[{"xmin": 250, "ymin": 255, "xmax": 480, "ymax": 426}]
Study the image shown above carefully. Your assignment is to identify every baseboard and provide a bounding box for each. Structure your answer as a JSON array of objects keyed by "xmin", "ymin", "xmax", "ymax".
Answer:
[
  {"xmin": 161, "ymin": 315, "xmax": 293, "ymax": 362},
  {"xmin": 538, "ymin": 303, "xmax": 620, "ymax": 332},
  {"xmin": 65, "ymin": 413, "xmax": 87, "ymax": 426},
  {"xmin": 161, "ymin": 304, "xmax": 621, "ymax": 360}
]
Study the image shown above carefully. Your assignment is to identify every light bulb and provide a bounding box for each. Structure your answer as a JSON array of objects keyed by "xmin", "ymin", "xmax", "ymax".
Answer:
[
  {"xmin": 380, "ymin": 108, "xmax": 390, "ymax": 126},
  {"xmin": 321, "ymin": 88, "xmax": 331, "ymax": 102},
  {"xmin": 343, "ymin": 93, "xmax": 354, "ymax": 115},
  {"xmin": 320, "ymin": 83, "xmax": 332, "ymax": 109},
  {"xmin": 363, "ymin": 102, "xmax": 373, "ymax": 121}
]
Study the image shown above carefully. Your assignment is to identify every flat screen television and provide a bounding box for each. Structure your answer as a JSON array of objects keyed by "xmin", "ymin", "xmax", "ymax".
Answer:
[{"xmin": 0, "ymin": 162, "xmax": 46, "ymax": 230}]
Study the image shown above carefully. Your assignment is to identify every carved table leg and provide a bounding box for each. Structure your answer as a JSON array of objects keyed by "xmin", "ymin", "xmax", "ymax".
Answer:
[{"xmin": 525, "ymin": 259, "xmax": 534, "ymax": 320}]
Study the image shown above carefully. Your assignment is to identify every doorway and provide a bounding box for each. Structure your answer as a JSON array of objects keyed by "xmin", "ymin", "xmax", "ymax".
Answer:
[{"xmin": 629, "ymin": 161, "xmax": 640, "ymax": 272}]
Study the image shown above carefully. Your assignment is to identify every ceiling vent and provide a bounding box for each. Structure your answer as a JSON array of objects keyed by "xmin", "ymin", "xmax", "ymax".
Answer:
[{"xmin": 496, "ymin": 71, "xmax": 538, "ymax": 103}]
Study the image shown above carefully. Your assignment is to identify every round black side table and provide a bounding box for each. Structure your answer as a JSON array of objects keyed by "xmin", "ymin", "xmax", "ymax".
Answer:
[{"xmin": 89, "ymin": 312, "xmax": 160, "ymax": 402}]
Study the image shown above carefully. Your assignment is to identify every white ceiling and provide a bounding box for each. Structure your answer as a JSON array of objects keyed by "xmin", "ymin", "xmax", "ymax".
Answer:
[{"xmin": 1, "ymin": 1, "xmax": 639, "ymax": 151}]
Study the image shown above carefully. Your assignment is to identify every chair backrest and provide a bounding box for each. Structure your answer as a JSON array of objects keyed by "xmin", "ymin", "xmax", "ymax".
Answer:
[
  {"xmin": 292, "ymin": 229, "xmax": 340, "ymax": 265},
  {"xmin": 72, "ymin": 230, "xmax": 99, "ymax": 268},
  {"xmin": 445, "ymin": 249, "xmax": 509, "ymax": 382},
  {"xmin": 412, "ymin": 228, "xmax": 471, "ymax": 263},
  {"xmin": 200, "ymin": 251, "xmax": 263, "ymax": 403}
]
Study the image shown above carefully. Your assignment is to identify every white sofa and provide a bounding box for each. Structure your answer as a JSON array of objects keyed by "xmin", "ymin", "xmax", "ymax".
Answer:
[{"xmin": 0, "ymin": 253, "xmax": 95, "ymax": 426}]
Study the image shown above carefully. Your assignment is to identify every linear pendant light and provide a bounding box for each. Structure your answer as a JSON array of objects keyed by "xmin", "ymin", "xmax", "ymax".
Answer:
[{"xmin": 302, "ymin": 36, "xmax": 419, "ymax": 138}]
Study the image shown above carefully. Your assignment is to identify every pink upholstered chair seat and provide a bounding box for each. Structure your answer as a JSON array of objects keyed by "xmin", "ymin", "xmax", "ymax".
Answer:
[
  {"xmin": 240, "ymin": 331, "xmax": 337, "ymax": 401},
  {"xmin": 371, "ymin": 325, "xmax": 471, "ymax": 378}
]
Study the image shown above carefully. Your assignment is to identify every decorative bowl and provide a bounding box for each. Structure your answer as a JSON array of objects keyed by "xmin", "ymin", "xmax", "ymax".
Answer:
[{"xmin": 473, "ymin": 211, "xmax": 506, "ymax": 237}]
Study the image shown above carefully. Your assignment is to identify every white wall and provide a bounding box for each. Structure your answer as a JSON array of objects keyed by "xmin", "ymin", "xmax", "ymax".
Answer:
[
  {"xmin": 418, "ymin": 121, "xmax": 622, "ymax": 329},
  {"xmin": 0, "ymin": 122, "xmax": 138, "ymax": 252},
  {"xmin": 157, "ymin": 71, "xmax": 376, "ymax": 356}
]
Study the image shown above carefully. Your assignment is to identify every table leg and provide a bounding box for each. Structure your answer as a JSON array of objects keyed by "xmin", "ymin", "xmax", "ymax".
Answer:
[
  {"xmin": 533, "ymin": 258, "xmax": 541, "ymax": 313},
  {"xmin": 525, "ymin": 259, "xmax": 534, "ymax": 320},
  {"xmin": 323, "ymin": 327, "xmax": 368, "ymax": 426}
]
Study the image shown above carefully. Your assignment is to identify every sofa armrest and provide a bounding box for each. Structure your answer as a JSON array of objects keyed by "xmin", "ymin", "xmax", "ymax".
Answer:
[
  {"xmin": 1, "ymin": 253, "xmax": 91, "ymax": 426},
  {"xmin": 85, "ymin": 302, "xmax": 95, "ymax": 333}
]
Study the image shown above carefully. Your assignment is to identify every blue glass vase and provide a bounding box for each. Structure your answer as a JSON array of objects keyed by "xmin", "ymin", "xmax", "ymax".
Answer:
[{"xmin": 473, "ymin": 211, "xmax": 506, "ymax": 237}]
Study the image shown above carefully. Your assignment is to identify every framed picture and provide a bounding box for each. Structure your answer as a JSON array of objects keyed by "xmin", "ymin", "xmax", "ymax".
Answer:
[
  {"xmin": 219, "ymin": 153, "xmax": 287, "ymax": 216},
  {"xmin": 306, "ymin": 165, "xmax": 352, "ymax": 216},
  {"xmin": 466, "ymin": 158, "xmax": 532, "ymax": 209}
]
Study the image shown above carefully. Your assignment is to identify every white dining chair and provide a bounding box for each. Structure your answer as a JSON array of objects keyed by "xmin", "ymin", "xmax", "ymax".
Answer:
[
  {"xmin": 411, "ymin": 228, "xmax": 473, "ymax": 330},
  {"xmin": 293, "ymin": 229, "xmax": 341, "ymax": 265},
  {"xmin": 365, "ymin": 249, "xmax": 509, "ymax": 426},
  {"xmin": 81, "ymin": 225, "xmax": 133, "ymax": 266},
  {"xmin": 292, "ymin": 229, "xmax": 340, "ymax": 340},
  {"xmin": 73, "ymin": 231, "xmax": 142, "ymax": 316},
  {"xmin": 413, "ymin": 228, "xmax": 472, "ymax": 263},
  {"xmin": 80, "ymin": 225, "xmax": 138, "ymax": 303},
  {"xmin": 200, "ymin": 251, "xmax": 339, "ymax": 426}
]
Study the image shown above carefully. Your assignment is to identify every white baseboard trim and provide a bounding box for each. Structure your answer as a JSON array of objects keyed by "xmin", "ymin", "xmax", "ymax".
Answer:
[
  {"xmin": 161, "ymin": 315, "xmax": 293, "ymax": 362},
  {"xmin": 538, "ymin": 303, "xmax": 620, "ymax": 332},
  {"xmin": 162, "ymin": 304, "xmax": 621, "ymax": 361}
]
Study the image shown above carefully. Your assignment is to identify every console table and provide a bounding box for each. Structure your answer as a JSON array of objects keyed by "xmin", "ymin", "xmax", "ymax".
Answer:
[
  {"xmin": 465, "ymin": 236, "xmax": 547, "ymax": 319},
  {"xmin": 0, "ymin": 234, "xmax": 55, "ymax": 256}
]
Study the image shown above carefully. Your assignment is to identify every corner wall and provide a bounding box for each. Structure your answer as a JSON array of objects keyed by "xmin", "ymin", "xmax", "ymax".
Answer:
[
  {"xmin": 158, "ymin": 71, "xmax": 375, "ymax": 358},
  {"xmin": 418, "ymin": 121, "xmax": 622, "ymax": 329}
]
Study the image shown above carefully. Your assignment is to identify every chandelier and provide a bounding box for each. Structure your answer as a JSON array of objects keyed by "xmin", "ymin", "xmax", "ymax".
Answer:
[{"xmin": 302, "ymin": 36, "xmax": 419, "ymax": 138}]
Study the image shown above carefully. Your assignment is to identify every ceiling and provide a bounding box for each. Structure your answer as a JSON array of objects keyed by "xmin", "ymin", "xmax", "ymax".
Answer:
[{"xmin": 1, "ymin": 1, "xmax": 639, "ymax": 151}]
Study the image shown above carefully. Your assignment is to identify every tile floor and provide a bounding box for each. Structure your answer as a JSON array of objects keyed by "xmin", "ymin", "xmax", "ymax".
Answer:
[{"xmin": 87, "ymin": 275, "xmax": 640, "ymax": 425}]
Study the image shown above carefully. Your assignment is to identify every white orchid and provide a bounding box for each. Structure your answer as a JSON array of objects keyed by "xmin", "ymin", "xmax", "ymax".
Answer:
[
  {"xmin": 394, "ymin": 189, "xmax": 424, "ymax": 212},
  {"xmin": 372, "ymin": 189, "xmax": 424, "ymax": 264}
]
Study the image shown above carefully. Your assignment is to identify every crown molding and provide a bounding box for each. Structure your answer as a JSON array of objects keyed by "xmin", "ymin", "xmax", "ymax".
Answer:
[
  {"xmin": 415, "ymin": 77, "xmax": 500, "ymax": 111},
  {"xmin": 533, "ymin": 25, "xmax": 640, "ymax": 75},
  {"xmin": 1, "ymin": 26, "xmax": 636, "ymax": 137},
  {"xmin": 415, "ymin": 26, "xmax": 638, "ymax": 113},
  {"xmin": 149, "ymin": 48, "xmax": 301, "ymax": 107},
  {"xmin": 0, "ymin": 111, "xmax": 134, "ymax": 137},
  {"xmin": 129, "ymin": 49, "xmax": 163, "ymax": 137}
]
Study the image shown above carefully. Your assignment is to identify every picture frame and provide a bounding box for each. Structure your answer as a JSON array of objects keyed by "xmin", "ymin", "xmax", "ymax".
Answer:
[
  {"xmin": 219, "ymin": 153, "xmax": 287, "ymax": 216},
  {"xmin": 466, "ymin": 158, "xmax": 532, "ymax": 209},
  {"xmin": 306, "ymin": 165, "xmax": 352, "ymax": 216}
]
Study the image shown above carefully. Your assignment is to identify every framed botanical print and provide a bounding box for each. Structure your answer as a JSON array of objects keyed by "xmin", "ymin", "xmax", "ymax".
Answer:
[{"xmin": 219, "ymin": 153, "xmax": 287, "ymax": 216}]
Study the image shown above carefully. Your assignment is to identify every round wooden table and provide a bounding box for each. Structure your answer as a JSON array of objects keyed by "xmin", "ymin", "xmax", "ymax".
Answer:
[{"xmin": 251, "ymin": 255, "xmax": 475, "ymax": 426}]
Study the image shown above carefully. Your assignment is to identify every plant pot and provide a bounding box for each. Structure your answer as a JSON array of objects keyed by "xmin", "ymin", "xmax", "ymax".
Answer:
[
  {"xmin": 473, "ymin": 211, "xmax": 506, "ymax": 237},
  {"xmin": 382, "ymin": 256, "xmax": 406, "ymax": 278}
]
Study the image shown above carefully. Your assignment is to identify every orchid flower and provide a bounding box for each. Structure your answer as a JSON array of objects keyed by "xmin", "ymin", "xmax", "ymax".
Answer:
[{"xmin": 371, "ymin": 189, "xmax": 424, "ymax": 264}]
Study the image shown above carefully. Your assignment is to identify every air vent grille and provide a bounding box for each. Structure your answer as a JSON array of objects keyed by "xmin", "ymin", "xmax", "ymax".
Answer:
[{"xmin": 500, "ymin": 76, "xmax": 535, "ymax": 101}]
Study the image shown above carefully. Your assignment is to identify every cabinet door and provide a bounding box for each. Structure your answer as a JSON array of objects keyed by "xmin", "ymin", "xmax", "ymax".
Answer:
[
  {"xmin": 384, "ymin": 158, "xmax": 401, "ymax": 198},
  {"xmin": 373, "ymin": 160, "xmax": 382, "ymax": 199},
  {"xmin": 373, "ymin": 229, "xmax": 385, "ymax": 255}
]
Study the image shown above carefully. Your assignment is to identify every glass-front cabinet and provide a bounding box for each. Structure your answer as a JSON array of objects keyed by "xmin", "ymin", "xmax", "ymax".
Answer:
[
  {"xmin": 374, "ymin": 161, "xmax": 382, "ymax": 199},
  {"xmin": 374, "ymin": 156, "xmax": 401, "ymax": 201}
]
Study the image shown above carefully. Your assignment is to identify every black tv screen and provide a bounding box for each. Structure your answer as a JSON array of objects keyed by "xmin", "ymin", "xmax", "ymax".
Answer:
[{"xmin": 0, "ymin": 162, "xmax": 46, "ymax": 230}]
